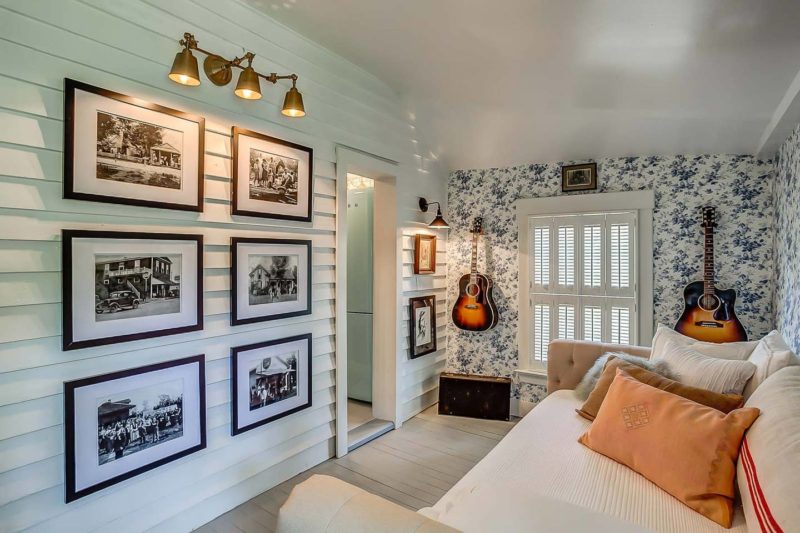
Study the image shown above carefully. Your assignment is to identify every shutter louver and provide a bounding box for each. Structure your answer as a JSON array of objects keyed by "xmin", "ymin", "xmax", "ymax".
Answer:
[
  {"xmin": 532, "ymin": 303, "xmax": 551, "ymax": 363},
  {"xmin": 557, "ymin": 225, "xmax": 575, "ymax": 287},
  {"xmin": 611, "ymin": 306, "xmax": 630, "ymax": 344},
  {"xmin": 583, "ymin": 225, "xmax": 602, "ymax": 288},
  {"xmin": 533, "ymin": 225, "xmax": 550, "ymax": 287},
  {"xmin": 610, "ymin": 223, "xmax": 630, "ymax": 288},
  {"xmin": 557, "ymin": 304, "xmax": 575, "ymax": 340},
  {"xmin": 583, "ymin": 306, "xmax": 602, "ymax": 342}
]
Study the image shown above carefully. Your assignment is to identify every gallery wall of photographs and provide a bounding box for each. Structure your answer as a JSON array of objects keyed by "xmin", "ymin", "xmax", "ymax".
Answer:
[{"xmin": 52, "ymin": 79, "xmax": 326, "ymax": 502}]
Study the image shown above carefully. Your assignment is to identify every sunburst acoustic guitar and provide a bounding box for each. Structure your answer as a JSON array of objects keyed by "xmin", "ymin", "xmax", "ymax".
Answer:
[
  {"xmin": 674, "ymin": 206, "xmax": 747, "ymax": 342},
  {"xmin": 452, "ymin": 217, "xmax": 498, "ymax": 331}
]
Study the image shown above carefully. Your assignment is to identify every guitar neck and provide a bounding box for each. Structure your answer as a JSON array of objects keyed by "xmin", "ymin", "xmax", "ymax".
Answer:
[
  {"xmin": 703, "ymin": 224, "xmax": 715, "ymax": 294},
  {"xmin": 470, "ymin": 232, "xmax": 478, "ymax": 281}
]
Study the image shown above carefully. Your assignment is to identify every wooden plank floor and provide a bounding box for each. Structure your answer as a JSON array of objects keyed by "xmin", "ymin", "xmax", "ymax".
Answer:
[{"xmin": 195, "ymin": 405, "xmax": 518, "ymax": 532}]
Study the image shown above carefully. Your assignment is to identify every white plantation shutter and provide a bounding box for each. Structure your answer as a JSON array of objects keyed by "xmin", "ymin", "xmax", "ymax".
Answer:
[{"xmin": 527, "ymin": 211, "xmax": 638, "ymax": 369}]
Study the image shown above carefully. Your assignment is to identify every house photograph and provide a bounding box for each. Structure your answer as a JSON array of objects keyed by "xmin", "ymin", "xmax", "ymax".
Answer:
[{"xmin": 3, "ymin": 1, "xmax": 800, "ymax": 532}]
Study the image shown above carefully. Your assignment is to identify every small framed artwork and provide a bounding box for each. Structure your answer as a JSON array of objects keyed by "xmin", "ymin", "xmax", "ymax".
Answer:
[
  {"xmin": 64, "ymin": 354, "xmax": 206, "ymax": 502},
  {"xmin": 409, "ymin": 295, "xmax": 437, "ymax": 359},
  {"xmin": 232, "ymin": 127, "xmax": 313, "ymax": 222},
  {"xmin": 64, "ymin": 78, "xmax": 205, "ymax": 212},
  {"xmin": 561, "ymin": 162, "xmax": 597, "ymax": 192},
  {"xmin": 413, "ymin": 234, "xmax": 437, "ymax": 275},
  {"xmin": 62, "ymin": 230, "xmax": 203, "ymax": 351},
  {"xmin": 231, "ymin": 237, "xmax": 312, "ymax": 326},
  {"xmin": 230, "ymin": 334, "xmax": 312, "ymax": 436}
]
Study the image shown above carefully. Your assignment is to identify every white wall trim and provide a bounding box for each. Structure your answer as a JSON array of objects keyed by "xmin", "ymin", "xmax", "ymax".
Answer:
[
  {"xmin": 335, "ymin": 146, "xmax": 401, "ymax": 458},
  {"xmin": 517, "ymin": 190, "xmax": 655, "ymax": 374}
]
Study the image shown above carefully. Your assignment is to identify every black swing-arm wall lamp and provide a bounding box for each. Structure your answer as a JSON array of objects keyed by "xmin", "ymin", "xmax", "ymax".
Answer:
[
  {"xmin": 419, "ymin": 198, "xmax": 450, "ymax": 228},
  {"xmin": 169, "ymin": 32, "xmax": 305, "ymax": 117}
]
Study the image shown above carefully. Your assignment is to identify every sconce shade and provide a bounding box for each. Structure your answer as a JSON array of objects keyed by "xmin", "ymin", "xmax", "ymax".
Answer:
[
  {"xmin": 429, "ymin": 206, "xmax": 450, "ymax": 228},
  {"xmin": 235, "ymin": 66, "xmax": 262, "ymax": 100},
  {"xmin": 168, "ymin": 48, "xmax": 201, "ymax": 86},
  {"xmin": 282, "ymin": 86, "xmax": 305, "ymax": 117}
]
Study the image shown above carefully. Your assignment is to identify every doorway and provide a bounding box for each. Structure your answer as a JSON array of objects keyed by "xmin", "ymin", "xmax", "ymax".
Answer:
[{"xmin": 335, "ymin": 147, "xmax": 400, "ymax": 457}]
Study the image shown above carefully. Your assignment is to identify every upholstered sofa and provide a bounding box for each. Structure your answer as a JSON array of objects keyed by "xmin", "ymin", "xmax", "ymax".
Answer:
[{"xmin": 277, "ymin": 339, "xmax": 798, "ymax": 532}]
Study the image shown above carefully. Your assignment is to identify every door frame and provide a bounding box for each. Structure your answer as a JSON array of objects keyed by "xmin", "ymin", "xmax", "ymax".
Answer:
[{"xmin": 335, "ymin": 146, "xmax": 401, "ymax": 458}]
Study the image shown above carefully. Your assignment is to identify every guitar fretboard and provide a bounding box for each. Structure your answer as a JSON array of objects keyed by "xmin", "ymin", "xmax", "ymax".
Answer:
[{"xmin": 703, "ymin": 223, "xmax": 715, "ymax": 295}]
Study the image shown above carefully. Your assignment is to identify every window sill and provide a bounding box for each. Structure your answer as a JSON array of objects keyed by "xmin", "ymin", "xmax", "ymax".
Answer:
[{"xmin": 514, "ymin": 368, "xmax": 548, "ymax": 386}]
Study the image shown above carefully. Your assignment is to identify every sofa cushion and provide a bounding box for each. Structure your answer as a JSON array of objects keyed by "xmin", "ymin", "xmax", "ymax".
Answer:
[
  {"xmin": 742, "ymin": 330, "xmax": 799, "ymax": 399},
  {"xmin": 737, "ymin": 366, "xmax": 800, "ymax": 533},
  {"xmin": 658, "ymin": 340, "xmax": 756, "ymax": 394},
  {"xmin": 429, "ymin": 389, "xmax": 749, "ymax": 532},
  {"xmin": 651, "ymin": 324, "xmax": 758, "ymax": 361},
  {"xmin": 577, "ymin": 356, "xmax": 744, "ymax": 421},
  {"xmin": 578, "ymin": 370, "xmax": 759, "ymax": 527}
]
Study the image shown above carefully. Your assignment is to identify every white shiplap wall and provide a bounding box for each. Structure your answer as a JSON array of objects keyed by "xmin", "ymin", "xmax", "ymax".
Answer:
[{"xmin": 0, "ymin": 0, "xmax": 447, "ymax": 531}]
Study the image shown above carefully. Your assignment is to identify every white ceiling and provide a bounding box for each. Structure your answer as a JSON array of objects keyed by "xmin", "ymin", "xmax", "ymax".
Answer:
[{"xmin": 250, "ymin": 0, "xmax": 800, "ymax": 170}]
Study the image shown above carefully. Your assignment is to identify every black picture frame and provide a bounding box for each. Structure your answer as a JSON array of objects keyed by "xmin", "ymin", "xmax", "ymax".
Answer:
[
  {"xmin": 561, "ymin": 162, "xmax": 598, "ymax": 192},
  {"xmin": 230, "ymin": 334, "xmax": 313, "ymax": 436},
  {"xmin": 230, "ymin": 237, "xmax": 313, "ymax": 326},
  {"xmin": 64, "ymin": 78, "xmax": 205, "ymax": 212},
  {"xmin": 409, "ymin": 295, "xmax": 437, "ymax": 359},
  {"xmin": 64, "ymin": 354, "xmax": 206, "ymax": 503},
  {"xmin": 62, "ymin": 229, "xmax": 204, "ymax": 351},
  {"xmin": 231, "ymin": 127, "xmax": 314, "ymax": 222}
]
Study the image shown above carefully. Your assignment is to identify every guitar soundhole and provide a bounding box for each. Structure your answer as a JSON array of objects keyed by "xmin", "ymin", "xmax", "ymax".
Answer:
[
  {"xmin": 465, "ymin": 282, "xmax": 480, "ymax": 298},
  {"xmin": 699, "ymin": 294, "xmax": 720, "ymax": 311}
]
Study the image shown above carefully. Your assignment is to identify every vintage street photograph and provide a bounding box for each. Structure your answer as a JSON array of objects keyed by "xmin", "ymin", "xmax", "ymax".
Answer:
[
  {"xmin": 249, "ymin": 148, "xmax": 299, "ymax": 205},
  {"xmin": 96, "ymin": 111, "xmax": 184, "ymax": 190},
  {"xmin": 95, "ymin": 254, "xmax": 181, "ymax": 321},
  {"xmin": 96, "ymin": 379, "xmax": 184, "ymax": 465},
  {"xmin": 248, "ymin": 352, "xmax": 299, "ymax": 411},
  {"xmin": 565, "ymin": 168, "xmax": 591, "ymax": 186},
  {"xmin": 248, "ymin": 254, "xmax": 299, "ymax": 306}
]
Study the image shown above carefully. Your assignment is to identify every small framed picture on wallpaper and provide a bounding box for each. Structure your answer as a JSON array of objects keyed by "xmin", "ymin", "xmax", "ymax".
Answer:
[
  {"xmin": 231, "ymin": 127, "xmax": 313, "ymax": 222},
  {"xmin": 62, "ymin": 230, "xmax": 203, "ymax": 351},
  {"xmin": 64, "ymin": 354, "xmax": 206, "ymax": 503},
  {"xmin": 409, "ymin": 295, "xmax": 437, "ymax": 359},
  {"xmin": 230, "ymin": 334, "xmax": 312, "ymax": 435},
  {"xmin": 413, "ymin": 234, "xmax": 437, "ymax": 275},
  {"xmin": 561, "ymin": 162, "xmax": 597, "ymax": 192},
  {"xmin": 230, "ymin": 237, "xmax": 312, "ymax": 326},
  {"xmin": 63, "ymin": 78, "xmax": 205, "ymax": 212}
]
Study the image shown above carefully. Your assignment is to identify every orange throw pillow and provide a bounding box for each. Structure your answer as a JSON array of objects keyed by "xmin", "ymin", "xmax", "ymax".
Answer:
[
  {"xmin": 577, "ymin": 356, "xmax": 745, "ymax": 421},
  {"xmin": 578, "ymin": 369, "xmax": 760, "ymax": 527}
]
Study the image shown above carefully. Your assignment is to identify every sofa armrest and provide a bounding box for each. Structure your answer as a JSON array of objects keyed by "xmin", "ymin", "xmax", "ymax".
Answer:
[
  {"xmin": 547, "ymin": 339, "xmax": 652, "ymax": 394},
  {"xmin": 277, "ymin": 474, "xmax": 460, "ymax": 533}
]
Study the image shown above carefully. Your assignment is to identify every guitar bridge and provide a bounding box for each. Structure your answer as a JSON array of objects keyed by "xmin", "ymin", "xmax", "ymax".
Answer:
[{"xmin": 695, "ymin": 321, "xmax": 723, "ymax": 328}]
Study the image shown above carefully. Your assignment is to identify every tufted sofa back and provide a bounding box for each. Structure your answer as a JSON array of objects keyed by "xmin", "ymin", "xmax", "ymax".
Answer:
[{"xmin": 546, "ymin": 339, "xmax": 652, "ymax": 394}]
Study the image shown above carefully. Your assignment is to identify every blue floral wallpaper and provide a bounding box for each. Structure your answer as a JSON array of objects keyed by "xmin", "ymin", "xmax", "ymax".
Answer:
[
  {"xmin": 446, "ymin": 155, "xmax": 775, "ymax": 405},
  {"xmin": 773, "ymin": 124, "xmax": 800, "ymax": 354}
]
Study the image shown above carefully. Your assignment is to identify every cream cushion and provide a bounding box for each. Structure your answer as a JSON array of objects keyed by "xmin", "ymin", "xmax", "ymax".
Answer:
[
  {"xmin": 651, "ymin": 324, "xmax": 758, "ymax": 361},
  {"xmin": 737, "ymin": 366, "xmax": 800, "ymax": 532},
  {"xmin": 277, "ymin": 474, "xmax": 459, "ymax": 533},
  {"xmin": 658, "ymin": 340, "xmax": 756, "ymax": 394},
  {"xmin": 742, "ymin": 330, "xmax": 799, "ymax": 399}
]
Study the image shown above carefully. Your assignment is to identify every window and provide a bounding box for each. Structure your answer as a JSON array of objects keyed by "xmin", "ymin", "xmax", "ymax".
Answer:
[{"xmin": 527, "ymin": 211, "xmax": 638, "ymax": 368}]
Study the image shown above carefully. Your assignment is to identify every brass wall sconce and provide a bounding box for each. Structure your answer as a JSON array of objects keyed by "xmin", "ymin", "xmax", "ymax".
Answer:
[
  {"xmin": 169, "ymin": 32, "xmax": 305, "ymax": 117},
  {"xmin": 419, "ymin": 198, "xmax": 449, "ymax": 228}
]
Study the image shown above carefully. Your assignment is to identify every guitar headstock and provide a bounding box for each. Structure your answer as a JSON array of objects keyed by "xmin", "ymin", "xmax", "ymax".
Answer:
[
  {"xmin": 701, "ymin": 206, "xmax": 717, "ymax": 228},
  {"xmin": 470, "ymin": 217, "xmax": 484, "ymax": 234}
]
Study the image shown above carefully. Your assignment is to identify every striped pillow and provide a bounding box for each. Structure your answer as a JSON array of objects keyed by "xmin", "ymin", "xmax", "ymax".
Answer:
[{"xmin": 737, "ymin": 366, "xmax": 800, "ymax": 532}]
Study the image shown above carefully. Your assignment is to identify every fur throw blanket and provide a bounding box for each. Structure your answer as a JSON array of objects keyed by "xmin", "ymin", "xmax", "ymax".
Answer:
[{"xmin": 574, "ymin": 352, "xmax": 677, "ymax": 400}]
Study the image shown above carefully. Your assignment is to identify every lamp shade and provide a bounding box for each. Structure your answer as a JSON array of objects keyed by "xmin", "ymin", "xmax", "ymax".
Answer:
[
  {"xmin": 282, "ymin": 86, "xmax": 305, "ymax": 117},
  {"xmin": 429, "ymin": 207, "xmax": 450, "ymax": 228},
  {"xmin": 234, "ymin": 66, "xmax": 262, "ymax": 100},
  {"xmin": 168, "ymin": 48, "xmax": 201, "ymax": 86}
]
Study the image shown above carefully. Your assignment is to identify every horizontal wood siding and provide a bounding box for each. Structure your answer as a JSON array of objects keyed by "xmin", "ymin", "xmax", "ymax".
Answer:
[{"xmin": 0, "ymin": 0, "xmax": 446, "ymax": 531}]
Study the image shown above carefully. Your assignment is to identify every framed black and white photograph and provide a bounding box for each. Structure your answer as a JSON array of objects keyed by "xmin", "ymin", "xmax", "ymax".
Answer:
[
  {"xmin": 64, "ymin": 79, "xmax": 204, "ymax": 212},
  {"xmin": 409, "ymin": 295, "xmax": 437, "ymax": 359},
  {"xmin": 64, "ymin": 354, "xmax": 206, "ymax": 502},
  {"xmin": 231, "ymin": 237, "xmax": 312, "ymax": 326},
  {"xmin": 231, "ymin": 334, "xmax": 312, "ymax": 435},
  {"xmin": 62, "ymin": 230, "xmax": 203, "ymax": 351},
  {"xmin": 232, "ymin": 127, "xmax": 313, "ymax": 222},
  {"xmin": 561, "ymin": 162, "xmax": 597, "ymax": 192}
]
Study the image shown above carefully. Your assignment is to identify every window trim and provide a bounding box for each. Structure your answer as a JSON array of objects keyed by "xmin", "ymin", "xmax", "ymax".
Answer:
[{"xmin": 517, "ymin": 191, "xmax": 654, "ymax": 375}]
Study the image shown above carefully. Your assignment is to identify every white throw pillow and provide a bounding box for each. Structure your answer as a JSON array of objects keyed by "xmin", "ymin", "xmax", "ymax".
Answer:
[
  {"xmin": 658, "ymin": 340, "xmax": 756, "ymax": 395},
  {"xmin": 742, "ymin": 330, "xmax": 799, "ymax": 399},
  {"xmin": 651, "ymin": 324, "xmax": 758, "ymax": 361},
  {"xmin": 737, "ymin": 366, "xmax": 800, "ymax": 532}
]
